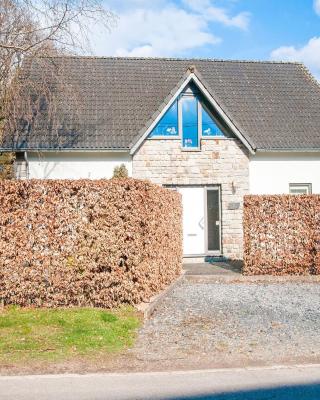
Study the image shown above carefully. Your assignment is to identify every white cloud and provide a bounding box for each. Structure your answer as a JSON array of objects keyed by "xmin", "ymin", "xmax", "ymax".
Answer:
[
  {"xmin": 184, "ymin": 0, "xmax": 250, "ymax": 30},
  {"xmin": 89, "ymin": 0, "xmax": 250, "ymax": 57},
  {"xmin": 271, "ymin": 37, "xmax": 320, "ymax": 80},
  {"xmin": 92, "ymin": 5, "xmax": 220, "ymax": 57},
  {"xmin": 314, "ymin": 0, "xmax": 320, "ymax": 15}
]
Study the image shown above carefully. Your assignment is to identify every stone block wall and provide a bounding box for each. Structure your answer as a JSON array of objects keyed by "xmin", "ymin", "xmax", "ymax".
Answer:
[{"xmin": 132, "ymin": 137, "xmax": 250, "ymax": 259}]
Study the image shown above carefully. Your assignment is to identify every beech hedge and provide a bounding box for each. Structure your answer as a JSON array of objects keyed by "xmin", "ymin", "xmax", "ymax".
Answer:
[
  {"xmin": 243, "ymin": 195, "xmax": 320, "ymax": 275},
  {"xmin": 0, "ymin": 179, "xmax": 182, "ymax": 307}
]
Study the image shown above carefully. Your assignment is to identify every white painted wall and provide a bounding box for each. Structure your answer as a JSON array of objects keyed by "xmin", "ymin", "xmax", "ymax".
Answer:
[
  {"xmin": 249, "ymin": 152, "xmax": 320, "ymax": 194},
  {"xmin": 27, "ymin": 152, "xmax": 132, "ymax": 179}
]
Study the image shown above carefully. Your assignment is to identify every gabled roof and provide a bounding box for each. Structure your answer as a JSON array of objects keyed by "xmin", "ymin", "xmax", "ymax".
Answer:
[
  {"xmin": 130, "ymin": 69, "xmax": 255, "ymax": 154},
  {"xmin": 2, "ymin": 56, "xmax": 320, "ymax": 152}
]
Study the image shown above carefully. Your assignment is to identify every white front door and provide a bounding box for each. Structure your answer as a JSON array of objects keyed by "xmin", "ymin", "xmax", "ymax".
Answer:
[{"xmin": 178, "ymin": 187, "xmax": 205, "ymax": 255}]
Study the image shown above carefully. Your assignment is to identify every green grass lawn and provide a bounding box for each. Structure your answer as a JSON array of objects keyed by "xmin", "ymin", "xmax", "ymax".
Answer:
[{"xmin": 0, "ymin": 306, "xmax": 141, "ymax": 364}]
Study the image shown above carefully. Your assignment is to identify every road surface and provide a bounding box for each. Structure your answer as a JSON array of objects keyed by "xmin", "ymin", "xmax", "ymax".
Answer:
[{"xmin": 1, "ymin": 364, "xmax": 320, "ymax": 399}]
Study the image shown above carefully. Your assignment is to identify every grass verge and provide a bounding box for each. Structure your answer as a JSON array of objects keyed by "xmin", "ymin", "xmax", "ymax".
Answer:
[{"xmin": 0, "ymin": 306, "xmax": 141, "ymax": 364}]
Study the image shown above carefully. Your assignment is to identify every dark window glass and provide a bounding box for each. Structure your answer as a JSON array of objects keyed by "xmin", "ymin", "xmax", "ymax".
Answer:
[
  {"xmin": 149, "ymin": 101, "xmax": 178, "ymax": 137},
  {"xmin": 207, "ymin": 189, "xmax": 220, "ymax": 251},
  {"xmin": 202, "ymin": 106, "xmax": 224, "ymax": 137},
  {"xmin": 182, "ymin": 96, "xmax": 198, "ymax": 148}
]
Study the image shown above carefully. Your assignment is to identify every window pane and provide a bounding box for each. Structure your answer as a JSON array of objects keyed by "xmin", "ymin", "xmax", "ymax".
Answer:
[
  {"xmin": 182, "ymin": 97, "xmax": 198, "ymax": 148},
  {"xmin": 207, "ymin": 189, "xmax": 220, "ymax": 251},
  {"xmin": 202, "ymin": 106, "xmax": 224, "ymax": 136},
  {"xmin": 291, "ymin": 189, "xmax": 308, "ymax": 194},
  {"xmin": 289, "ymin": 184, "xmax": 312, "ymax": 194},
  {"xmin": 149, "ymin": 101, "xmax": 178, "ymax": 137}
]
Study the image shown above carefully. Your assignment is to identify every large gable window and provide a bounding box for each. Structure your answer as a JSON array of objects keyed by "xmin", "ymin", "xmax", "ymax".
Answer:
[
  {"xmin": 149, "ymin": 100, "xmax": 178, "ymax": 137},
  {"xmin": 149, "ymin": 84, "xmax": 225, "ymax": 148}
]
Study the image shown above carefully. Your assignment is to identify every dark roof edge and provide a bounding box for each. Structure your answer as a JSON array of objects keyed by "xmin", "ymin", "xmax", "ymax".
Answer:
[
  {"xmin": 3, "ymin": 147, "xmax": 320, "ymax": 153},
  {"xmin": 256, "ymin": 148, "xmax": 320, "ymax": 153},
  {"xmin": 0, "ymin": 148, "xmax": 130, "ymax": 153}
]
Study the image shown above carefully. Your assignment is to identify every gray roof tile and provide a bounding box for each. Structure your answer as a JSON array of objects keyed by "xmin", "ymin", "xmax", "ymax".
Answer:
[{"xmin": 2, "ymin": 57, "xmax": 320, "ymax": 151}]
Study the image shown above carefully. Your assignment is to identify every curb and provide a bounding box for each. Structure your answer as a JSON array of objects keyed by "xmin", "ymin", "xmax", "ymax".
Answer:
[
  {"xmin": 184, "ymin": 274, "xmax": 320, "ymax": 284},
  {"xmin": 2, "ymin": 363, "xmax": 320, "ymax": 379},
  {"xmin": 136, "ymin": 272, "xmax": 186, "ymax": 319}
]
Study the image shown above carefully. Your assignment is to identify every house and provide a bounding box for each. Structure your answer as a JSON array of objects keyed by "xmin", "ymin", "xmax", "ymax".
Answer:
[{"xmin": 2, "ymin": 57, "xmax": 320, "ymax": 260}]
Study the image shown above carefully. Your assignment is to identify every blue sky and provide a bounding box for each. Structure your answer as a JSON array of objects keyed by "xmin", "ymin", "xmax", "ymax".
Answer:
[{"xmin": 91, "ymin": 0, "xmax": 320, "ymax": 79}]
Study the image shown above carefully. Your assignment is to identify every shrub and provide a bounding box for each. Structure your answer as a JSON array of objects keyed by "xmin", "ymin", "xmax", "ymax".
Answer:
[
  {"xmin": 0, "ymin": 178, "xmax": 182, "ymax": 307},
  {"xmin": 113, "ymin": 164, "xmax": 128, "ymax": 178},
  {"xmin": 243, "ymin": 195, "xmax": 320, "ymax": 275}
]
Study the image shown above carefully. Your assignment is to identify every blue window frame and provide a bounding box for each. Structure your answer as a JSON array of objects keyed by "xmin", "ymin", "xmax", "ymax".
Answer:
[
  {"xmin": 149, "ymin": 100, "xmax": 178, "ymax": 137},
  {"xmin": 182, "ymin": 96, "xmax": 198, "ymax": 148},
  {"xmin": 148, "ymin": 85, "xmax": 225, "ymax": 147},
  {"xmin": 202, "ymin": 105, "xmax": 224, "ymax": 137}
]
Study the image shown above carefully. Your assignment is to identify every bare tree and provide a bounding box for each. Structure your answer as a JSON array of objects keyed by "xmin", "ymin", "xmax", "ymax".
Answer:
[{"xmin": 0, "ymin": 0, "xmax": 117, "ymax": 178}]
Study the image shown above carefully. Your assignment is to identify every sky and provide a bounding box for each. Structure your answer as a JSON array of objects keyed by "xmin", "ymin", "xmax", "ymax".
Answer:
[{"xmin": 90, "ymin": 0, "xmax": 320, "ymax": 79}]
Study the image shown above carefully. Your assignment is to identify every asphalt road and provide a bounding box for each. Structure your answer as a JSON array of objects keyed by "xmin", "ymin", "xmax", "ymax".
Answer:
[{"xmin": 1, "ymin": 365, "xmax": 320, "ymax": 400}]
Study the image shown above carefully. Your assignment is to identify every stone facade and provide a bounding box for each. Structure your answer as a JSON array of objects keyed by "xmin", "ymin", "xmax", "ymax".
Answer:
[{"xmin": 132, "ymin": 137, "xmax": 250, "ymax": 259}]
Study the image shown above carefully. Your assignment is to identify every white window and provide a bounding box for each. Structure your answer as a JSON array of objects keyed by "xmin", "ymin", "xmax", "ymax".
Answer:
[{"xmin": 289, "ymin": 183, "xmax": 312, "ymax": 194}]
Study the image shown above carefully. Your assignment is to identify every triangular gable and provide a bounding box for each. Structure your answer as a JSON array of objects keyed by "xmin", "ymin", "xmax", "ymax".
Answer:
[
  {"xmin": 130, "ymin": 69, "xmax": 255, "ymax": 155},
  {"xmin": 148, "ymin": 84, "xmax": 225, "ymax": 139}
]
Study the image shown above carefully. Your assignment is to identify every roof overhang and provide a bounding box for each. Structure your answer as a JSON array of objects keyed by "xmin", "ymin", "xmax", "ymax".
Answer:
[
  {"xmin": 256, "ymin": 148, "xmax": 320, "ymax": 153},
  {"xmin": 1, "ymin": 148, "xmax": 130, "ymax": 153},
  {"xmin": 130, "ymin": 72, "xmax": 255, "ymax": 155}
]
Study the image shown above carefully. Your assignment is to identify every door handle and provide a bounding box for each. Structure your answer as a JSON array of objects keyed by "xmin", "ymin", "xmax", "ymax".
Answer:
[{"xmin": 199, "ymin": 217, "xmax": 204, "ymax": 229}]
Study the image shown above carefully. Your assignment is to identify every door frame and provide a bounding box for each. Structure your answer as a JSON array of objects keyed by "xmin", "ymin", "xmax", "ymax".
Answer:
[{"xmin": 164, "ymin": 184, "xmax": 222, "ymax": 257}]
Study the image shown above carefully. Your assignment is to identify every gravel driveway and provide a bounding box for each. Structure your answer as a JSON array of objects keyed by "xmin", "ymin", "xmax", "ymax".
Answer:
[
  {"xmin": 1, "ymin": 280, "xmax": 319, "ymax": 375},
  {"xmin": 131, "ymin": 281, "xmax": 320, "ymax": 370}
]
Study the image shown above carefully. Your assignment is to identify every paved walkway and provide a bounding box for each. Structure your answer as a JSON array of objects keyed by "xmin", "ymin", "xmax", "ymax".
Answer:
[
  {"xmin": 183, "ymin": 261, "xmax": 242, "ymax": 276},
  {"xmin": 182, "ymin": 262, "xmax": 320, "ymax": 283},
  {"xmin": 1, "ymin": 365, "xmax": 320, "ymax": 399}
]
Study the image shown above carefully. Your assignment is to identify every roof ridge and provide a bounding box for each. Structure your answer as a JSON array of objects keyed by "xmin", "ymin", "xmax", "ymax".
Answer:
[{"xmin": 37, "ymin": 55, "xmax": 303, "ymax": 65}]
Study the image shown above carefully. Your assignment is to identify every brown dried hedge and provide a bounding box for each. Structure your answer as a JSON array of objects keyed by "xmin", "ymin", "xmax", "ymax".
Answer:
[
  {"xmin": 0, "ymin": 179, "xmax": 182, "ymax": 307},
  {"xmin": 243, "ymin": 195, "xmax": 320, "ymax": 275}
]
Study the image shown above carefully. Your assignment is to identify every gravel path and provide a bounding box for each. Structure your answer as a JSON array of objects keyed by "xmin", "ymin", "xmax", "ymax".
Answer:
[{"xmin": 131, "ymin": 281, "xmax": 320, "ymax": 370}]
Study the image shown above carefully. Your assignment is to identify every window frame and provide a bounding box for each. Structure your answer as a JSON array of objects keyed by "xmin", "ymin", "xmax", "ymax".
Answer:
[
  {"xmin": 180, "ymin": 93, "xmax": 201, "ymax": 151},
  {"xmin": 289, "ymin": 183, "xmax": 312, "ymax": 195},
  {"xmin": 148, "ymin": 88, "xmax": 226, "ymax": 149}
]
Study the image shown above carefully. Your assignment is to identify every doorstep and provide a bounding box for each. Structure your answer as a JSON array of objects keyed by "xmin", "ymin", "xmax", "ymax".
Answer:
[{"xmin": 183, "ymin": 260, "xmax": 242, "ymax": 276}]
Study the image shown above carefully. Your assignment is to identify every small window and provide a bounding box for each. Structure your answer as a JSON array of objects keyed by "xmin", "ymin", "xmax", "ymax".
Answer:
[
  {"xmin": 149, "ymin": 100, "xmax": 178, "ymax": 137},
  {"xmin": 289, "ymin": 183, "xmax": 312, "ymax": 194},
  {"xmin": 201, "ymin": 105, "xmax": 224, "ymax": 137},
  {"xmin": 182, "ymin": 96, "xmax": 198, "ymax": 148}
]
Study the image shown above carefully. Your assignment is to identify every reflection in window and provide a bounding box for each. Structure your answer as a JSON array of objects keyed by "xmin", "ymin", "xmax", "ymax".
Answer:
[
  {"xmin": 148, "ymin": 84, "xmax": 226, "ymax": 147},
  {"xmin": 149, "ymin": 101, "xmax": 178, "ymax": 137},
  {"xmin": 182, "ymin": 96, "xmax": 198, "ymax": 148},
  {"xmin": 202, "ymin": 106, "xmax": 224, "ymax": 137}
]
